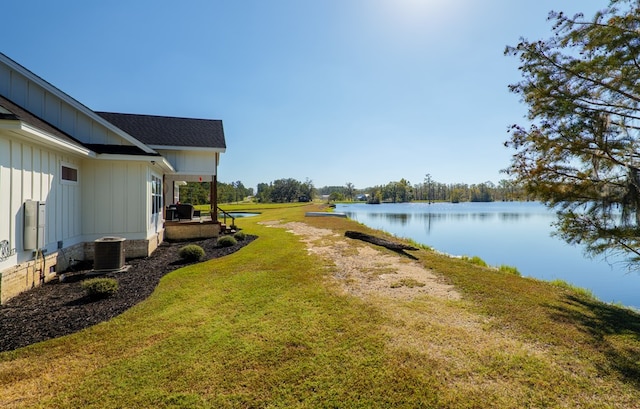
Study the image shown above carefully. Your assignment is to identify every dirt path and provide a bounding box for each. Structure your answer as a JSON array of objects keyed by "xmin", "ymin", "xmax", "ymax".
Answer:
[{"xmin": 260, "ymin": 221, "xmax": 460, "ymax": 301}]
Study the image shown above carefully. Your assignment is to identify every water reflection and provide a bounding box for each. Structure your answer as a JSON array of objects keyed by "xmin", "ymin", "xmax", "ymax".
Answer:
[
  {"xmin": 500, "ymin": 212, "xmax": 532, "ymax": 221},
  {"xmin": 345, "ymin": 206, "xmax": 541, "ymax": 234},
  {"xmin": 359, "ymin": 212, "xmax": 413, "ymax": 226}
]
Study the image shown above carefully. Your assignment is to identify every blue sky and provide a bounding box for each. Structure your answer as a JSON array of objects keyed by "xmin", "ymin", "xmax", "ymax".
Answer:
[{"xmin": 2, "ymin": 0, "xmax": 606, "ymax": 191}]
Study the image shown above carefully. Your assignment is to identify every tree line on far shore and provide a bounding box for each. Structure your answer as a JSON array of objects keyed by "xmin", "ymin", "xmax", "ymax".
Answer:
[
  {"xmin": 318, "ymin": 175, "xmax": 528, "ymax": 204},
  {"xmin": 178, "ymin": 175, "xmax": 528, "ymax": 206}
]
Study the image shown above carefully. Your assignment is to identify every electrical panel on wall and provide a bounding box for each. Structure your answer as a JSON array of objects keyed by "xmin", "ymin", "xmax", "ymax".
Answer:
[{"xmin": 24, "ymin": 200, "xmax": 46, "ymax": 251}]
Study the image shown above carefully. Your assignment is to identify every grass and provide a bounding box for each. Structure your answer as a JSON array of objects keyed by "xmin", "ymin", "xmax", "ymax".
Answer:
[
  {"xmin": 460, "ymin": 255, "xmax": 489, "ymax": 267},
  {"xmin": 550, "ymin": 279, "xmax": 596, "ymax": 299},
  {"xmin": 199, "ymin": 201, "xmax": 311, "ymax": 214},
  {"xmin": 1, "ymin": 203, "xmax": 640, "ymax": 408},
  {"xmin": 498, "ymin": 264, "xmax": 521, "ymax": 276}
]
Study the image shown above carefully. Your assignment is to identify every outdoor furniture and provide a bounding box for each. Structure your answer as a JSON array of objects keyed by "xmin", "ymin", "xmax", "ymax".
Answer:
[
  {"xmin": 166, "ymin": 205, "xmax": 178, "ymax": 221},
  {"xmin": 176, "ymin": 203, "xmax": 194, "ymax": 220}
]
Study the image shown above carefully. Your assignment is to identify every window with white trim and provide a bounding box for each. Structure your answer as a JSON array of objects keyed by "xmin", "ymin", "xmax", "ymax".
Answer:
[{"xmin": 151, "ymin": 175, "xmax": 162, "ymax": 215}]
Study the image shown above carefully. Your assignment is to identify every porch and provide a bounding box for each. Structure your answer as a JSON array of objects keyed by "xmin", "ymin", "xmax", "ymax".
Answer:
[{"xmin": 163, "ymin": 206, "xmax": 236, "ymax": 241}]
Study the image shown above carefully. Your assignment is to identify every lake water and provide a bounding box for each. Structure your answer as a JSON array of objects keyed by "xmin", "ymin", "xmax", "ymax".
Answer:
[{"xmin": 336, "ymin": 201, "xmax": 640, "ymax": 310}]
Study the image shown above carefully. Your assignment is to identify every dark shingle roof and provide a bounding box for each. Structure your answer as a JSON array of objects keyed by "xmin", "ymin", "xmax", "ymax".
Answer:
[
  {"xmin": 0, "ymin": 95, "xmax": 87, "ymax": 149},
  {"xmin": 96, "ymin": 112, "xmax": 226, "ymax": 150}
]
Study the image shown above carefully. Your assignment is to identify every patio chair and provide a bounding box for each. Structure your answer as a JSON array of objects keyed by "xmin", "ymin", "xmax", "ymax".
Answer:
[{"xmin": 176, "ymin": 203, "xmax": 194, "ymax": 220}]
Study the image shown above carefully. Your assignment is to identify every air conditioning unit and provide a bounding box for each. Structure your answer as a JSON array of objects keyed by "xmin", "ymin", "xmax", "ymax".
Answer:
[{"xmin": 93, "ymin": 237, "xmax": 126, "ymax": 272}]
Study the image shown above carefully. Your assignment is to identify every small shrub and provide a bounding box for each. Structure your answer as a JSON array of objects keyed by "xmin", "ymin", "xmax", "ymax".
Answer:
[
  {"xmin": 233, "ymin": 231, "xmax": 246, "ymax": 241},
  {"xmin": 178, "ymin": 244, "xmax": 205, "ymax": 262},
  {"xmin": 217, "ymin": 235, "xmax": 237, "ymax": 247},
  {"xmin": 499, "ymin": 265, "xmax": 521, "ymax": 276},
  {"xmin": 81, "ymin": 277, "xmax": 118, "ymax": 299}
]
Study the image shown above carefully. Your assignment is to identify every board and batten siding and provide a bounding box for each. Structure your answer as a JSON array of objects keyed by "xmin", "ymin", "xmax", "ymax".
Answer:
[
  {"xmin": 81, "ymin": 160, "xmax": 151, "ymax": 241},
  {"xmin": 158, "ymin": 150, "xmax": 217, "ymax": 175},
  {"xmin": 0, "ymin": 60, "xmax": 131, "ymax": 147},
  {"xmin": 0, "ymin": 134, "xmax": 82, "ymax": 270}
]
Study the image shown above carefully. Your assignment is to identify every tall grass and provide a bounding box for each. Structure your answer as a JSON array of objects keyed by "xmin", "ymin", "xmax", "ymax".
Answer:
[
  {"xmin": 461, "ymin": 255, "xmax": 488, "ymax": 267},
  {"xmin": 550, "ymin": 279, "xmax": 596, "ymax": 300},
  {"xmin": 498, "ymin": 264, "xmax": 521, "ymax": 276}
]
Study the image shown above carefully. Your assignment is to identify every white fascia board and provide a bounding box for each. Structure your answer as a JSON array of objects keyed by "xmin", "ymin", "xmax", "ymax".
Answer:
[
  {"xmin": 95, "ymin": 153, "xmax": 175, "ymax": 172},
  {"xmin": 21, "ymin": 123, "xmax": 95, "ymax": 157},
  {"xmin": 0, "ymin": 119, "xmax": 95, "ymax": 157},
  {"xmin": 0, "ymin": 54, "xmax": 156, "ymax": 155},
  {"xmin": 171, "ymin": 170, "xmax": 217, "ymax": 176},
  {"xmin": 150, "ymin": 145, "xmax": 226, "ymax": 153}
]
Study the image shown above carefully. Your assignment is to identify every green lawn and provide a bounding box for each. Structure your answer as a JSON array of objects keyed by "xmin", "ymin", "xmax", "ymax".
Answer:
[{"xmin": 1, "ymin": 203, "xmax": 639, "ymax": 408}]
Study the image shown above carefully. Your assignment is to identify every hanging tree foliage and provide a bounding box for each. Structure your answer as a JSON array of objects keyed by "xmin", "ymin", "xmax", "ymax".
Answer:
[{"xmin": 505, "ymin": 0, "xmax": 640, "ymax": 266}]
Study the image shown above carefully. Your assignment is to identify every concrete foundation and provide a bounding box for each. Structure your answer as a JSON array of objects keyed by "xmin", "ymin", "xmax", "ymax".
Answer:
[
  {"xmin": 0, "ymin": 252, "xmax": 58, "ymax": 304},
  {"xmin": 165, "ymin": 220, "xmax": 221, "ymax": 241}
]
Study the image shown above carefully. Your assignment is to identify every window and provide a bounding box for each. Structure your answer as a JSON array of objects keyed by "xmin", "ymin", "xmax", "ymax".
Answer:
[
  {"xmin": 61, "ymin": 163, "xmax": 78, "ymax": 184},
  {"xmin": 151, "ymin": 176, "xmax": 162, "ymax": 215}
]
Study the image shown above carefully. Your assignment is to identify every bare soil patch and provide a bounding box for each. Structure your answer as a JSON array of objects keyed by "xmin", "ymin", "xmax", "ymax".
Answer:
[
  {"xmin": 0, "ymin": 235, "xmax": 256, "ymax": 352},
  {"xmin": 261, "ymin": 221, "xmax": 460, "ymax": 301}
]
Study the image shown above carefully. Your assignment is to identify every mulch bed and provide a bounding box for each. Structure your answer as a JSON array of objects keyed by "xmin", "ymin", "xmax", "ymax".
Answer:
[{"xmin": 0, "ymin": 235, "xmax": 256, "ymax": 352}]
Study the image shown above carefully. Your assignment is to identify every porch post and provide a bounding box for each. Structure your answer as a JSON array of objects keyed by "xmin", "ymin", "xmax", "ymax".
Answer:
[{"xmin": 212, "ymin": 175, "xmax": 218, "ymax": 222}]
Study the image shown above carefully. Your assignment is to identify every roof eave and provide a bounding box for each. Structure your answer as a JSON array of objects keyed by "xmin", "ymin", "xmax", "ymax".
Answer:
[
  {"xmin": 0, "ymin": 119, "xmax": 95, "ymax": 157},
  {"xmin": 150, "ymin": 145, "xmax": 226, "ymax": 153},
  {"xmin": 95, "ymin": 154, "xmax": 175, "ymax": 172}
]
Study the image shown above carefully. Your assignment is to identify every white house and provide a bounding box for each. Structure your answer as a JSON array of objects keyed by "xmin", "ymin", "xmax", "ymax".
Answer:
[{"xmin": 0, "ymin": 53, "xmax": 226, "ymax": 303}]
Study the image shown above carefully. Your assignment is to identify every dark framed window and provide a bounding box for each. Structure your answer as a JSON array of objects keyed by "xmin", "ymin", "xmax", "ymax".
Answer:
[{"xmin": 61, "ymin": 164, "xmax": 78, "ymax": 184}]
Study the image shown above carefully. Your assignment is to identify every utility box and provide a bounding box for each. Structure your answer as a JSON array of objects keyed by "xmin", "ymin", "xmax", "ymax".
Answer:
[{"xmin": 24, "ymin": 200, "xmax": 46, "ymax": 251}]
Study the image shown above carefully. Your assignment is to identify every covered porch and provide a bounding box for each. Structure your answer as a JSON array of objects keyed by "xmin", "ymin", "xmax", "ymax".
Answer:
[{"xmin": 163, "ymin": 174, "xmax": 233, "ymax": 241}]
